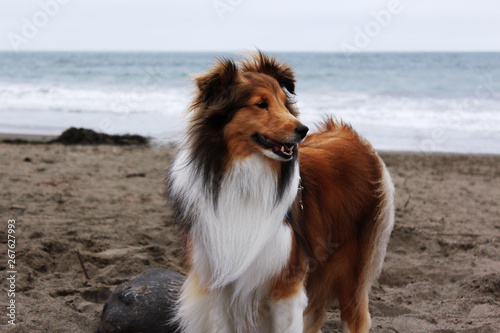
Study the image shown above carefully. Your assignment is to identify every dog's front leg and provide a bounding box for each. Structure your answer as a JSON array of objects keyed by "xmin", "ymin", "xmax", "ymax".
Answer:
[
  {"xmin": 269, "ymin": 287, "xmax": 308, "ymax": 333},
  {"xmin": 177, "ymin": 273, "xmax": 215, "ymax": 333}
]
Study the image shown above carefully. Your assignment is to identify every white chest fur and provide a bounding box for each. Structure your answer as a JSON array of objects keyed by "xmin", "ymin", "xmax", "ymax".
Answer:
[
  {"xmin": 170, "ymin": 149, "xmax": 306, "ymax": 333},
  {"xmin": 169, "ymin": 151, "xmax": 299, "ymax": 289}
]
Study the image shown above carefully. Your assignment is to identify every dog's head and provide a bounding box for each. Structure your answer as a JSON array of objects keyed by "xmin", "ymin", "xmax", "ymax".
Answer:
[{"xmin": 189, "ymin": 51, "xmax": 308, "ymax": 163}]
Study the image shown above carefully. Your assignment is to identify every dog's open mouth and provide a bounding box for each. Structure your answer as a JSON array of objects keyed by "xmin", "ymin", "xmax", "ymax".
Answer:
[{"xmin": 253, "ymin": 134, "xmax": 296, "ymax": 160}]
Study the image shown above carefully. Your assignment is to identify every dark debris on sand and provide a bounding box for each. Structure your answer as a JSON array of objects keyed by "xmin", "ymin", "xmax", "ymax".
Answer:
[
  {"xmin": 1, "ymin": 127, "xmax": 150, "ymax": 146},
  {"xmin": 50, "ymin": 127, "xmax": 150, "ymax": 146}
]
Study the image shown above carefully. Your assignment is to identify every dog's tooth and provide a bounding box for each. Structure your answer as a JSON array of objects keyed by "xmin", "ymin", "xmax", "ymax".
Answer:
[{"xmin": 281, "ymin": 146, "xmax": 285, "ymax": 153}]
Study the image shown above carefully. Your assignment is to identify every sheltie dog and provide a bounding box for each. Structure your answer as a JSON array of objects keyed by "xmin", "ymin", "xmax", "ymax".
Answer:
[{"xmin": 166, "ymin": 51, "xmax": 394, "ymax": 333}]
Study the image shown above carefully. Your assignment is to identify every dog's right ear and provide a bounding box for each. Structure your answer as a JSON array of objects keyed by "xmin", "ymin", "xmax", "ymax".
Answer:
[{"xmin": 195, "ymin": 59, "xmax": 238, "ymax": 105}]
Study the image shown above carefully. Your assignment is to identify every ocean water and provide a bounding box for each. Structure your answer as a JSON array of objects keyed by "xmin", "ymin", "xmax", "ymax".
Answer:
[{"xmin": 1, "ymin": 52, "xmax": 499, "ymax": 153}]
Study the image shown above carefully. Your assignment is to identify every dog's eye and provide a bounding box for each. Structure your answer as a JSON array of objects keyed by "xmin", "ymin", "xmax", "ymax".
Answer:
[{"xmin": 256, "ymin": 102, "xmax": 268, "ymax": 109}]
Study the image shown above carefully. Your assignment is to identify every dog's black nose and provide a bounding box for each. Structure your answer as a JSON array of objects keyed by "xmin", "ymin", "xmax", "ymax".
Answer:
[{"xmin": 295, "ymin": 125, "xmax": 309, "ymax": 139}]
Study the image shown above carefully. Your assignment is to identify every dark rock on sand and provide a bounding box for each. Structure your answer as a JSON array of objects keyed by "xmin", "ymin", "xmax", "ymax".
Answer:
[
  {"xmin": 50, "ymin": 127, "xmax": 149, "ymax": 146},
  {"xmin": 97, "ymin": 268, "xmax": 184, "ymax": 333},
  {"xmin": 1, "ymin": 127, "xmax": 149, "ymax": 146}
]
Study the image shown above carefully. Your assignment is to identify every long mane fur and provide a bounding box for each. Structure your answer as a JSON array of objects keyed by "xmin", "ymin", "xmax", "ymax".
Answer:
[{"xmin": 165, "ymin": 51, "xmax": 301, "ymax": 274}]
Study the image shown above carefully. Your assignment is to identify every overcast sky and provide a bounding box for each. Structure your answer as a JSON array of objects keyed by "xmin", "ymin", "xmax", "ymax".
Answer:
[{"xmin": 1, "ymin": 0, "xmax": 499, "ymax": 52}]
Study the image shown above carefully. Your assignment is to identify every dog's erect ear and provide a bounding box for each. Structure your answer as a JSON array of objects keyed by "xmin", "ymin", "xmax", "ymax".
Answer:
[
  {"xmin": 241, "ymin": 51, "xmax": 296, "ymax": 95},
  {"xmin": 195, "ymin": 58, "xmax": 238, "ymax": 104}
]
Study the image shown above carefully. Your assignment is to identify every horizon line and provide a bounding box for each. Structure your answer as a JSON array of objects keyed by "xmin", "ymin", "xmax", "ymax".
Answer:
[{"xmin": 1, "ymin": 49, "xmax": 500, "ymax": 54}]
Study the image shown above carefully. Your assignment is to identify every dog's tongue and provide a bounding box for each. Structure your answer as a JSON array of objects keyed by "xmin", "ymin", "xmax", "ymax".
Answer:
[
  {"xmin": 267, "ymin": 137, "xmax": 284, "ymax": 151},
  {"xmin": 263, "ymin": 135, "xmax": 293, "ymax": 156},
  {"xmin": 272, "ymin": 143, "xmax": 293, "ymax": 155},
  {"xmin": 270, "ymin": 141, "xmax": 286, "ymax": 153}
]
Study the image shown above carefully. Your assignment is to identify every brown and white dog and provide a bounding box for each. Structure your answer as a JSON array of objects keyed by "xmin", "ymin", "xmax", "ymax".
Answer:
[{"xmin": 166, "ymin": 52, "xmax": 394, "ymax": 333}]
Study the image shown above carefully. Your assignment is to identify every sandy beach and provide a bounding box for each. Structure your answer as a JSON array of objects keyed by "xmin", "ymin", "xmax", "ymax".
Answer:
[{"xmin": 0, "ymin": 141, "xmax": 499, "ymax": 332}]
